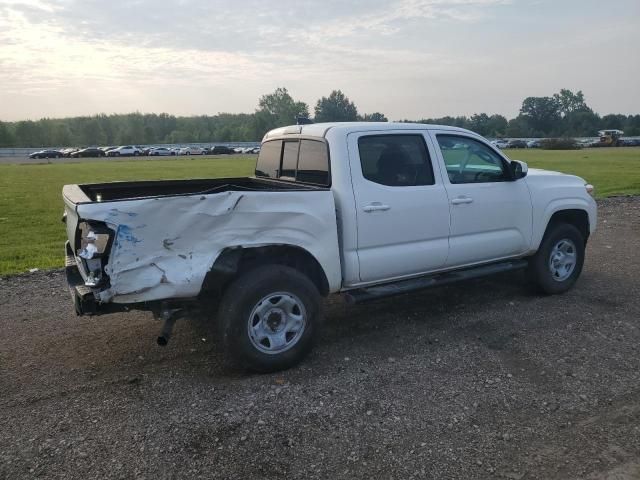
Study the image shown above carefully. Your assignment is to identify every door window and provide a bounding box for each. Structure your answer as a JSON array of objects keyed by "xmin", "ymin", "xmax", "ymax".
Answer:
[
  {"xmin": 358, "ymin": 135, "xmax": 434, "ymax": 187},
  {"xmin": 436, "ymin": 135, "xmax": 509, "ymax": 184}
]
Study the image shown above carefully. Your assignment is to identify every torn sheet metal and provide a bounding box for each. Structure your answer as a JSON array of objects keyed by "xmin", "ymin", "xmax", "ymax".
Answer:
[{"xmin": 74, "ymin": 189, "xmax": 342, "ymax": 303}]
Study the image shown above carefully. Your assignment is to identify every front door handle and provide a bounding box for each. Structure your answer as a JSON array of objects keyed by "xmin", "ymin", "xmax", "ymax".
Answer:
[
  {"xmin": 451, "ymin": 196, "xmax": 473, "ymax": 205},
  {"xmin": 363, "ymin": 202, "xmax": 391, "ymax": 212}
]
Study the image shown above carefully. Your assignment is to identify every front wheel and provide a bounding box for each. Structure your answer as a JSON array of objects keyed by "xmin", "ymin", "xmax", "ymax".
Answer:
[
  {"xmin": 527, "ymin": 223, "xmax": 585, "ymax": 294},
  {"xmin": 218, "ymin": 265, "xmax": 322, "ymax": 373}
]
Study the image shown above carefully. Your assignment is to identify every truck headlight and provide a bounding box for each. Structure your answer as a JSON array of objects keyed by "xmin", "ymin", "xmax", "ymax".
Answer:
[{"xmin": 585, "ymin": 184, "xmax": 594, "ymax": 196}]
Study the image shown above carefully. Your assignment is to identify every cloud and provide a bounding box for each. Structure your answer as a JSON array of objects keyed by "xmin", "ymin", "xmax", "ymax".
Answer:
[{"xmin": 1, "ymin": 0, "xmax": 638, "ymax": 120}]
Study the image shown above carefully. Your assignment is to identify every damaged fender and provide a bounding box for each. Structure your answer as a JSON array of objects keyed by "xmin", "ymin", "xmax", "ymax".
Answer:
[{"xmin": 74, "ymin": 190, "xmax": 342, "ymax": 303}]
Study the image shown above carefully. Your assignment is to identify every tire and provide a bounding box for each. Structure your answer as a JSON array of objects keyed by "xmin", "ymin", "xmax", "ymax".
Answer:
[
  {"xmin": 527, "ymin": 223, "xmax": 585, "ymax": 294},
  {"xmin": 114, "ymin": 152, "xmax": 120, "ymax": 157},
  {"xmin": 218, "ymin": 265, "xmax": 322, "ymax": 373}
]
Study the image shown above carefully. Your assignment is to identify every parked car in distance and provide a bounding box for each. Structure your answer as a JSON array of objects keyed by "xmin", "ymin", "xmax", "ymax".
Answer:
[
  {"xmin": 210, "ymin": 145, "xmax": 235, "ymax": 155},
  {"xmin": 61, "ymin": 148, "xmax": 79, "ymax": 157},
  {"xmin": 99, "ymin": 146, "xmax": 117, "ymax": 154},
  {"xmin": 527, "ymin": 140, "xmax": 541, "ymax": 148},
  {"xmin": 507, "ymin": 140, "xmax": 528, "ymax": 149},
  {"xmin": 29, "ymin": 149, "xmax": 62, "ymax": 159},
  {"xmin": 148, "ymin": 147, "xmax": 175, "ymax": 156},
  {"xmin": 178, "ymin": 146, "xmax": 207, "ymax": 155},
  {"xmin": 107, "ymin": 146, "xmax": 142, "ymax": 157},
  {"xmin": 71, "ymin": 147, "xmax": 106, "ymax": 158},
  {"xmin": 62, "ymin": 122, "xmax": 597, "ymax": 372},
  {"xmin": 491, "ymin": 139, "xmax": 510, "ymax": 149}
]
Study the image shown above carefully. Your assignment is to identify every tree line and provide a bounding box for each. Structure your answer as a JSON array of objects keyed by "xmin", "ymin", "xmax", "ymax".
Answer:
[{"xmin": 0, "ymin": 88, "xmax": 638, "ymax": 148}]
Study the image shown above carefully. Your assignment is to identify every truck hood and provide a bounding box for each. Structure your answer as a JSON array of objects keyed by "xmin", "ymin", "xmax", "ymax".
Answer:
[{"xmin": 525, "ymin": 167, "xmax": 587, "ymax": 185}]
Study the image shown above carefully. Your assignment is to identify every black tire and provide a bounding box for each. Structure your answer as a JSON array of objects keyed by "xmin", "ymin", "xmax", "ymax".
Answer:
[
  {"xmin": 527, "ymin": 223, "xmax": 585, "ymax": 294},
  {"xmin": 218, "ymin": 265, "xmax": 322, "ymax": 373}
]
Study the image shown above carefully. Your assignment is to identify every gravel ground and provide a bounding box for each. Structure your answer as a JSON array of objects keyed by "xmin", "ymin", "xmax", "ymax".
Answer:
[{"xmin": 1, "ymin": 197, "xmax": 639, "ymax": 480}]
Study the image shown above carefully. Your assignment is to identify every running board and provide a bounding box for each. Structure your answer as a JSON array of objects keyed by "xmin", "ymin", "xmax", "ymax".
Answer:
[{"xmin": 343, "ymin": 259, "xmax": 529, "ymax": 304}]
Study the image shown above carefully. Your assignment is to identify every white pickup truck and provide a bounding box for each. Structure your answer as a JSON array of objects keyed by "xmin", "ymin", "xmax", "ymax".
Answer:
[{"xmin": 62, "ymin": 122, "xmax": 597, "ymax": 371}]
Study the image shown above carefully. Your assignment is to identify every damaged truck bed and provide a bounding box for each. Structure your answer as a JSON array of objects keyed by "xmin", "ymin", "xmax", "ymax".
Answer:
[{"xmin": 63, "ymin": 177, "xmax": 342, "ymax": 307}]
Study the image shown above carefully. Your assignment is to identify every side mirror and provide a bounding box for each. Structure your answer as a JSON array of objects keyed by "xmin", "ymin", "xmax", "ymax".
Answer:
[{"xmin": 510, "ymin": 160, "xmax": 528, "ymax": 180}]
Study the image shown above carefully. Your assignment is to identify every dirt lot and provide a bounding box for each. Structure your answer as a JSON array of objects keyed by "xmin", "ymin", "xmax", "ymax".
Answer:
[{"xmin": 1, "ymin": 197, "xmax": 639, "ymax": 480}]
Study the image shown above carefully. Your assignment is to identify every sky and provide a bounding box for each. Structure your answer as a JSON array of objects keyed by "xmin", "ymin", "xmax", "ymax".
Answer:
[{"xmin": 0, "ymin": 0, "xmax": 639, "ymax": 121}]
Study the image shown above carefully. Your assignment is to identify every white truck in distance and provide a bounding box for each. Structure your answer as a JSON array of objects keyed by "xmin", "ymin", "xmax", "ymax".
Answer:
[{"xmin": 62, "ymin": 122, "xmax": 597, "ymax": 372}]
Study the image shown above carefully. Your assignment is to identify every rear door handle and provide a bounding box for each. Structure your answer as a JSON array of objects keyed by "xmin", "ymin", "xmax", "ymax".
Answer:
[
  {"xmin": 451, "ymin": 196, "xmax": 473, "ymax": 205},
  {"xmin": 363, "ymin": 202, "xmax": 391, "ymax": 212}
]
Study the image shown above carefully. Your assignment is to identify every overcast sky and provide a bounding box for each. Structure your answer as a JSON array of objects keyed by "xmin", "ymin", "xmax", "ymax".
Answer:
[{"xmin": 1, "ymin": 0, "xmax": 638, "ymax": 121}]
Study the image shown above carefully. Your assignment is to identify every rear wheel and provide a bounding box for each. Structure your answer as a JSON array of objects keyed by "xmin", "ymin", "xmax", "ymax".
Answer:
[
  {"xmin": 218, "ymin": 265, "xmax": 322, "ymax": 373},
  {"xmin": 527, "ymin": 223, "xmax": 585, "ymax": 294}
]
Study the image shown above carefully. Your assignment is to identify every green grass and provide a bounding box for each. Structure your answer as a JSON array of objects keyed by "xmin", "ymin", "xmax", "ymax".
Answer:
[
  {"xmin": 0, "ymin": 156, "xmax": 255, "ymax": 275},
  {"xmin": 503, "ymin": 147, "xmax": 640, "ymax": 197},
  {"xmin": 0, "ymin": 148, "xmax": 638, "ymax": 275}
]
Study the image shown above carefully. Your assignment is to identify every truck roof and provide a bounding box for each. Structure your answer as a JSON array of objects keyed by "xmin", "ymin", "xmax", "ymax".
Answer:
[{"xmin": 263, "ymin": 122, "xmax": 475, "ymax": 141}]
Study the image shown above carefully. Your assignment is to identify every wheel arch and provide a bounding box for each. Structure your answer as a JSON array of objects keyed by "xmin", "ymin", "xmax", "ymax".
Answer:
[
  {"xmin": 202, "ymin": 245, "xmax": 331, "ymax": 298},
  {"xmin": 538, "ymin": 208, "xmax": 590, "ymax": 248}
]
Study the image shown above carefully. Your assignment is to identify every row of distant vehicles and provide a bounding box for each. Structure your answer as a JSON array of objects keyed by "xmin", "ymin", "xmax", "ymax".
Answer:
[
  {"xmin": 28, "ymin": 145, "xmax": 261, "ymax": 159},
  {"xmin": 490, "ymin": 139, "xmax": 539, "ymax": 149},
  {"xmin": 490, "ymin": 131, "xmax": 640, "ymax": 149}
]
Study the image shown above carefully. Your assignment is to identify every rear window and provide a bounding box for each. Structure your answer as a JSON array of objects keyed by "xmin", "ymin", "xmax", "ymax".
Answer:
[
  {"xmin": 255, "ymin": 139, "xmax": 330, "ymax": 186},
  {"xmin": 255, "ymin": 140, "xmax": 282, "ymax": 179},
  {"xmin": 297, "ymin": 140, "xmax": 329, "ymax": 185},
  {"xmin": 281, "ymin": 141, "xmax": 299, "ymax": 178}
]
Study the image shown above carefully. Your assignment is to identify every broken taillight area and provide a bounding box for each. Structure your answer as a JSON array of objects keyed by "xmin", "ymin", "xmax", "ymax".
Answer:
[{"xmin": 77, "ymin": 221, "xmax": 113, "ymax": 287}]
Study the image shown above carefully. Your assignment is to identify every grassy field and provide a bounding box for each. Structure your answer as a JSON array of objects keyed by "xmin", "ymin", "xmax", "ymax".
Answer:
[{"xmin": 0, "ymin": 148, "xmax": 638, "ymax": 275}]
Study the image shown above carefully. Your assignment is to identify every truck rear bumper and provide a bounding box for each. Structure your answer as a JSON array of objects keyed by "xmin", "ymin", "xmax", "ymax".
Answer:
[{"xmin": 65, "ymin": 241, "xmax": 129, "ymax": 316}]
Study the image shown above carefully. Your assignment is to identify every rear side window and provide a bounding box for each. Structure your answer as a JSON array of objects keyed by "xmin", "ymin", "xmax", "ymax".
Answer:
[
  {"xmin": 255, "ymin": 140, "xmax": 282, "ymax": 179},
  {"xmin": 255, "ymin": 138, "xmax": 330, "ymax": 186},
  {"xmin": 297, "ymin": 140, "xmax": 329, "ymax": 185},
  {"xmin": 358, "ymin": 135, "xmax": 434, "ymax": 186}
]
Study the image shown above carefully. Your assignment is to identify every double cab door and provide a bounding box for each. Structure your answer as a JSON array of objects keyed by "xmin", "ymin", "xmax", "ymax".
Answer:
[{"xmin": 347, "ymin": 129, "xmax": 533, "ymax": 285}]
